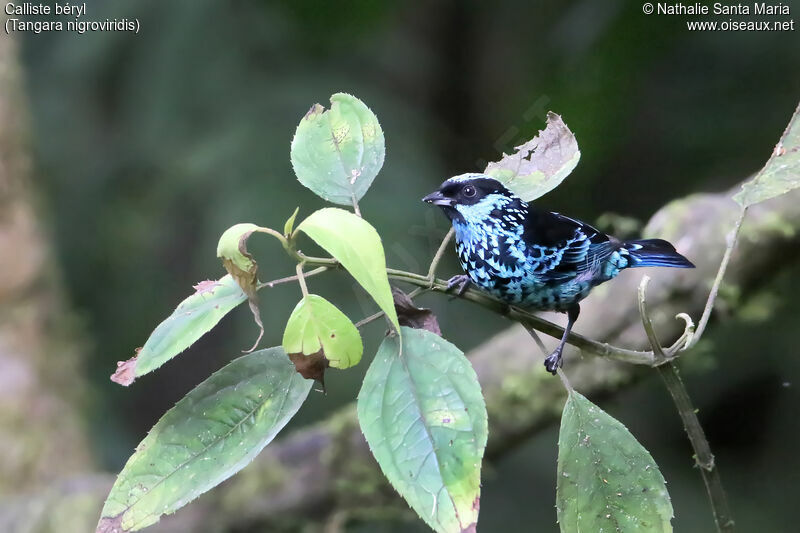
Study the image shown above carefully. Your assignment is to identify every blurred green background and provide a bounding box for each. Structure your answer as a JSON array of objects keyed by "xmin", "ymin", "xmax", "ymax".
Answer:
[{"xmin": 13, "ymin": 0, "xmax": 800, "ymax": 531}]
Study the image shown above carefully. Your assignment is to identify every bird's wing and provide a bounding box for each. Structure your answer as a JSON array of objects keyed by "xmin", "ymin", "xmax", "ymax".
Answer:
[{"xmin": 521, "ymin": 208, "xmax": 613, "ymax": 281}]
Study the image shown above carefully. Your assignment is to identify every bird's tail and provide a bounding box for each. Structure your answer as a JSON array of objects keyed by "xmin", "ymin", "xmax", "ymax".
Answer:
[{"xmin": 622, "ymin": 239, "xmax": 695, "ymax": 268}]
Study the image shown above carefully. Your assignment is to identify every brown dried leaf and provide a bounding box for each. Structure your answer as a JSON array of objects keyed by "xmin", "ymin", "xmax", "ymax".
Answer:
[
  {"xmin": 288, "ymin": 350, "xmax": 328, "ymax": 391},
  {"xmin": 109, "ymin": 348, "xmax": 141, "ymax": 387},
  {"xmin": 392, "ymin": 287, "xmax": 441, "ymax": 335}
]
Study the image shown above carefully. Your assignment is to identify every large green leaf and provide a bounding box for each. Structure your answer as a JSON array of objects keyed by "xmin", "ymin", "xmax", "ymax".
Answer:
[
  {"xmin": 358, "ymin": 327, "xmax": 488, "ymax": 533},
  {"xmin": 291, "ymin": 93, "xmax": 385, "ymax": 205},
  {"xmin": 556, "ymin": 391, "xmax": 673, "ymax": 533},
  {"xmin": 296, "ymin": 207, "xmax": 400, "ymax": 333},
  {"xmin": 485, "ymin": 111, "xmax": 580, "ymax": 201},
  {"xmin": 98, "ymin": 348, "xmax": 312, "ymax": 532},
  {"xmin": 283, "ymin": 294, "xmax": 363, "ymax": 369},
  {"xmin": 734, "ymin": 101, "xmax": 800, "ymax": 207},
  {"xmin": 111, "ymin": 276, "xmax": 247, "ymax": 386}
]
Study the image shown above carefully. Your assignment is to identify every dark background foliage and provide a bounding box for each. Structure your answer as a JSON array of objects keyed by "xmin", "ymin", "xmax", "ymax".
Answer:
[{"xmin": 17, "ymin": 0, "xmax": 800, "ymax": 530}]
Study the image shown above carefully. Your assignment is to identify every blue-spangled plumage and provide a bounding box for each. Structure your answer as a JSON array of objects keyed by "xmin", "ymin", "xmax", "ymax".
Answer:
[{"xmin": 423, "ymin": 173, "xmax": 694, "ymax": 374}]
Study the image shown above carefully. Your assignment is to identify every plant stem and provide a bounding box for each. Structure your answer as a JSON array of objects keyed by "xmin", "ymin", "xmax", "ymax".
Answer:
[
  {"xmin": 639, "ymin": 274, "xmax": 734, "ymax": 532},
  {"xmin": 426, "ymin": 228, "xmax": 454, "ymax": 283},
  {"xmin": 351, "ymin": 193, "xmax": 362, "ymax": 217},
  {"xmin": 354, "ymin": 311, "xmax": 385, "ymax": 328},
  {"xmin": 692, "ymin": 207, "xmax": 747, "ymax": 345},
  {"xmin": 257, "ymin": 266, "xmax": 328, "ymax": 290},
  {"xmin": 638, "ymin": 276, "xmax": 668, "ymax": 362},
  {"xmin": 295, "ymin": 263, "xmax": 309, "ymax": 297},
  {"xmin": 657, "ymin": 363, "xmax": 735, "ymax": 532}
]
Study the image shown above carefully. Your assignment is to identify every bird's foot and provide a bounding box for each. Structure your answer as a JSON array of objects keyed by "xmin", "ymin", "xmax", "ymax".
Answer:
[
  {"xmin": 445, "ymin": 275, "xmax": 471, "ymax": 298},
  {"xmin": 543, "ymin": 347, "xmax": 564, "ymax": 375}
]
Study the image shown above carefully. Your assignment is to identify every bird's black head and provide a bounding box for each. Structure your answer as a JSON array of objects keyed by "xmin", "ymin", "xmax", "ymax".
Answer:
[{"xmin": 422, "ymin": 174, "xmax": 518, "ymax": 223}]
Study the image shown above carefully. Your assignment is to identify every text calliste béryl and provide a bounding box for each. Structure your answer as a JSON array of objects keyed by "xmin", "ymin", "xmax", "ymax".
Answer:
[
  {"xmin": 658, "ymin": 3, "xmax": 791, "ymax": 15},
  {"xmin": 4, "ymin": 2, "xmax": 87, "ymax": 17}
]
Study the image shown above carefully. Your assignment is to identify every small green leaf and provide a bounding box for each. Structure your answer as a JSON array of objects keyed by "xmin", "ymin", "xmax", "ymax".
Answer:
[
  {"xmin": 296, "ymin": 207, "xmax": 400, "ymax": 334},
  {"xmin": 556, "ymin": 391, "xmax": 673, "ymax": 533},
  {"xmin": 110, "ymin": 276, "xmax": 247, "ymax": 385},
  {"xmin": 485, "ymin": 111, "xmax": 580, "ymax": 201},
  {"xmin": 290, "ymin": 93, "xmax": 385, "ymax": 205},
  {"xmin": 734, "ymin": 101, "xmax": 800, "ymax": 207},
  {"xmin": 98, "ymin": 348, "xmax": 312, "ymax": 532},
  {"xmin": 216, "ymin": 223, "xmax": 260, "ymax": 295},
  {"xmin": 283, "ymin": 294, "xmax": 363, "ymax": 370},
  {"xmin": 358, "ymin": 327, "xmax": 487, "ymax": 533},
  {"xmin": 284, "ymin": 207, "xmax": 300, "ymax": 237}
]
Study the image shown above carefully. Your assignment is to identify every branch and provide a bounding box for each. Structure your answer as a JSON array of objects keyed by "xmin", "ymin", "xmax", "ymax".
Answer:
[
  {"xmin": 639, "ymin": 276, "xmax": 734, "ymax": 532},
  {"xmin": 16, "ymin": 183, "xmax": 800, "ymax": 531},
  {"xmin": 171, "ymin": 183, "xmax": 800, "ymax": 529}
]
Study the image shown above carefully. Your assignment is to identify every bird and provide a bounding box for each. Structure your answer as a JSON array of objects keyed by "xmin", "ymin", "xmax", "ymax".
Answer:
[{"xmin": 422, "ymin": 173, "xmax": 694, "ymax": 375}]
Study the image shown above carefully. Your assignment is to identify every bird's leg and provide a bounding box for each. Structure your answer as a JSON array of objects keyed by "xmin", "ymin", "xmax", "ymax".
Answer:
[
  {"xmin": 445, "ymin": 274, "xmax": 471, "ymax": 297},
  {"xmin": 543, "ymin": 304, "xmax": 580, "ymax": 375}
]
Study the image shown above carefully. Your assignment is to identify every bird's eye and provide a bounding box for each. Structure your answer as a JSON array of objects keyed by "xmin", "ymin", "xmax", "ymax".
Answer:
[{"xmin": 463, "ymin": 185, "xmax": 476, "ymax": 198}]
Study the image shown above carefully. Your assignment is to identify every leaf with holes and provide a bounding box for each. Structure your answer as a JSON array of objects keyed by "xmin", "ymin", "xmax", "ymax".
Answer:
[
  {"xmin": 98, "ymin": 348, "xmax": 312, "ymax": 532},
  {"xmin": 110, "ymin": 275, "xmax": 247, "ymax": 386},
  {"xmin": 735, "ymin": 101, "xmax": 800, "ymax": 207},
  {"xmin": 295, "ymin": 207, "xmax": 399, "ymax": 334},
  {"xmin": 485, "ymin": 111, "xmax": 580, "ymax": 201},
  {"xmin": 556, "ymin": 391, "xmax": 673, "ymax": 533},
  {"xmin": 358, "ymin": 327, "xmax": 487, "ymax": 533},
  {"xmin": 291, "ymin": 93, "xmax": 385, "ymax": 205}
]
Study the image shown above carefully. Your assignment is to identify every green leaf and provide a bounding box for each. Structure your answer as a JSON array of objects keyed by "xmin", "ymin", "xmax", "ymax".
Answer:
[
  {"xmin": 290, "ymin": 93, "xmax": 385, "ymax": 205},
  {"xmin": 357, "ymin": 327, "xmax": 488, "ymax": 533},
  {"xmin": 110, "ymin": 276, "xmax": 247, "ymax": 386},
  {"xmin": 98, "ymin": 348, "xmax": 312, "ymax": 532},
  {"xmin": 734, "ymin": 101, "xmax": 800, "ymax": 207},
  {"xmin": 556, "ymin": 391, "xmax": 673, "ymax": 533},
  {"xmin": 485, "ymin": 111, "xmax": 580, "ymax": 201},
  {"xmin": 296, "ymin": 207, "xmax": 400, "ymax": 334},
  {"xmin": 283, "ymin": 207, "xmax": 300, "ymax": 237},
  {"xmin": 283, "ymin": 294, "xmax": 363, "ymax": 370}
]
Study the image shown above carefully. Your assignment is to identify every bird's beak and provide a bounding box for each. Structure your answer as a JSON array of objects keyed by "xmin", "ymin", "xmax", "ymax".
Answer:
[{"xmin": 422, "ymin": 190, "xmax": 454, "ymax": 206}]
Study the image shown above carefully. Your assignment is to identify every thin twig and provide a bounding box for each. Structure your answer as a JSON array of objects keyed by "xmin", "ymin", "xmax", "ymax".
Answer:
[
  {"xmin": 666, "ymin": 313, "xmax": 695, "ymax": 357},
  {"xmin": 637, "ymin": 276, "xmax": 667, "ymax": 362},
  {"xmin": 426, "ymin": 228, "xmax": 455, "ymax": 284},
  {"xmin": 638, "ymin": 274, "xmax": 734, "ymax": 532},
  {"xmin": 657, "ymin": 364, "xmax": 735, "ymax": 532},
  {"xmin": 354, "ymin": 311, "xmax": 385, "ymax": 329},
  {"xmin": 255, "ymin": 226, "xmax": 289, "ymax": 247},
  {"xmin": 526, "ymin": 328, "xmax": 548, "ymax": 355},
  {"xmin": 692, "ymin": 207, "xmax": 747, "ymax": 345},
  {"xmin": 353, "ymin": 287, "xmax": 428, "ymax": 329},
  {"xmin": 256, "ymin": 266, "xmax": 328, "ymax": 290},
  {"xmin": 351, "ymin": 193, "xmax": 362, "ymax": 217},
  {"xmin": 556, "ymin": 368, "xmax": 574, "ymax": 395},
  {"xmin": 295, "ymin": 263, "xmax": 309, "ymax": 297}
]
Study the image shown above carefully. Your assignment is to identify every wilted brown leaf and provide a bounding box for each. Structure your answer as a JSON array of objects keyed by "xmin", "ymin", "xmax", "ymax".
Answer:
[
  {"xmin": 288, "ymin": 350, "xmax": 328, "ymax": 391},
  {"xmin": 110, "ymin": 348, "xmax": 141, "ymax": 387},
  {"xmin": 392, "ymin": 287, "xmax": 441, "ymax": 335}
]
